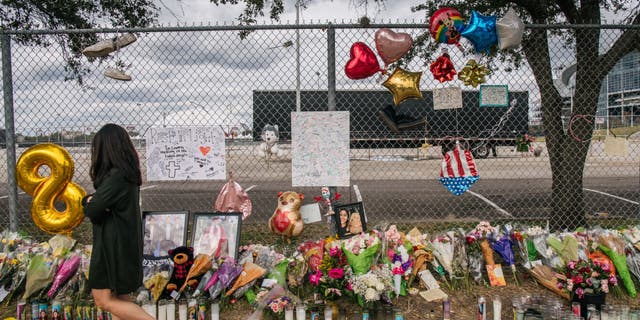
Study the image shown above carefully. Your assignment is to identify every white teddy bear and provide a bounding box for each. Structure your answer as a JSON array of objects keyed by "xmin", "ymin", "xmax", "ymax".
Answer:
[{"xmin": 256, "ymin": 124, "xmax": 285, "ymax": 160}]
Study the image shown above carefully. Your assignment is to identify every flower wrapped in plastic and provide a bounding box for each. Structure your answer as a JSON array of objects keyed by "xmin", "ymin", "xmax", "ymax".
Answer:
[
  {"xmin": 529, "ymin": 224, "xmax": 561, "ymax": 268},
  {"xmin": 546, "ymin": 233, "xmax": 579, "ymax": 267},
  {"xmin": 509, "ymin": 225, "xmax": 537, "ymax": 269},
  {"xmin": 179, "ymin": 253, "xmax": 213, "ymax": 293},
  {"xmin": 226, "ymin": 261, "xmax": 267, "ymax": 297},
  {"xmin": 430, "ymin": 232, "xmax": 455, "ymax": 279},
  {"xmin": 451, "ymin": 229, "xmax": 469, "ymax": 288},
  {"xmin": 598, "ymin": 232, "xmax": 637, "ymax": 297},
  {"xmin": 207, "ymin": 257, "xmax": 243, "ymax": 299},
  {"xmin": 286, "ymin": 252, "xmax": 307, "ymax": 289},
  {"xmin": 247, "ymin": 284, "xmax": 301, "ymax": 320},
  {"xmin": 47, "ymin": 253, "xmax": 81, "ymax": 298},
  {"xmin": 342, "ymin": 232, "xmax": 381, "ymax": 275},
  {"xmin": 22, "ymin": 243, "xmax": 56, "ymax": 300},
  {"xmin": 350, "ymin": 264, "xmax": 394, "ymax": 307},
  {"xmin": 490, "ymin": 232, "xmax": 519, "ymax": 286},
  {"xmin": 0, "ymin": 251, "xmax": 28, "ymax": 303},
  {"xmin": 464, "ymin": 229, "xmax": 485, "ymax": 284},
  {"xmin": 621, "ymin": 226, "xmax": 640, "ymax": 251},
  {"xmin": 298, "ymin": 240, "xmax": 325, "ymax": 273},
  {"xmin": 473, "ymin": 221, "xmax": 496, "ymax": 266}
]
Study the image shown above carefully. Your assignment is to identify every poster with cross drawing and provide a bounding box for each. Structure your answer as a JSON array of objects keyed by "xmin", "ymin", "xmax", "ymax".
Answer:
[{"xmin": 145, "ymin": 126, "xmax": 226, "ymax": 181}]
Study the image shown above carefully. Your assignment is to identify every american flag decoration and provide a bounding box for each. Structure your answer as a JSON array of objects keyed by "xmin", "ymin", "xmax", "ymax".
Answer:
[{"xmin": 439, "ymin": 141, "xmax": 480, "ymax": 195}]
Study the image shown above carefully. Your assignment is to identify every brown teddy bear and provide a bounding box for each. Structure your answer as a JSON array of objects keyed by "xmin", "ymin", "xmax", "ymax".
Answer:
[
  {"xmin": 268, "ymin": 191, "xmax": 304, "ymax": 237},
  {"xmin": 165, "ymin": 246, "xmax": 197, "ymax": 294}
]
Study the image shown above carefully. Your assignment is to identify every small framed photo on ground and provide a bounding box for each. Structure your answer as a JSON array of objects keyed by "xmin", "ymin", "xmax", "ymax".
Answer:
[
  {"xmin": 191, "ymin": 212, "xmax": 242, "ymax": 260},
  {"xmin": 143, "ymin": 211, "xmax": 189, "ymax": 257},
  {"xmin": 333, "ymin": 202, "xmax": 367, "ymax": 238}
]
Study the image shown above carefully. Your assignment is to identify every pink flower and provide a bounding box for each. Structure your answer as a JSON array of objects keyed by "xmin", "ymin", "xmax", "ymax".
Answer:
[
  {"xmin": 600, "ymin": 263, "xmax": 611, "ymax": 272},
  {"xmin": 567, "ymin": 260, "xmax": 577, "ymax": 270},
  {"xmin": 575, "ymin": 287, "xmax": 585, "ymax": 299},
  {"xmin": 591, "ymin": 271, "xmax": 600, "ymax": 278},
  {"xmin": 329, "ymin": 247, "xmax": 340, "ymax": 257},
  {"xmin": 328, "ymin": 268, "xmax": 344, "ymax": 279},
  {"xmin": 567, "ymin": 279, "xmax": 574, "ymax": 291},
  {"xmin": 586, "ymin": 277, "xmax": 593, "ymax": 286},
  {"xmin": 346, "ymin": 282, "xmax": 353, "ymax": 291},
  {"xmin": 572, "ymin": 275, "xmax": 584, "ymax": 285},
  {"xmin": 602, "ymin": 279, "xmax": 609, "ymax": 293},
  {"xmin": 608, "ymin": 275, "xmax": 617, "ymax": 286},
  {"xmin": 309, "ymin": 271, "xmax": 322, "ymax": 286}
]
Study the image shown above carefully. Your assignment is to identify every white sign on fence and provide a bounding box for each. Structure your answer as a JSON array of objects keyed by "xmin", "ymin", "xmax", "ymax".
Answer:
[
  {"xmin": 291, "ymin": 111, "xmax": 350, "ymax": 187},
  {"xmin": 145, "ymin": 126, "xmax": 226, "ymax": 181}
]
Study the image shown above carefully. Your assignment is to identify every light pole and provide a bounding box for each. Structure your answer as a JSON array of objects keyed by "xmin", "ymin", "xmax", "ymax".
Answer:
[{"xmin": 295, "ymin": 0, "xmax": 301, "ymax": 112}]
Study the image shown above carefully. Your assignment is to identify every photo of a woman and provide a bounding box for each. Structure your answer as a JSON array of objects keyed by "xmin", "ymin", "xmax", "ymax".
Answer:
[{"xmin": 333, "ymin": 202, "xmax": 366, "ymax": 238}]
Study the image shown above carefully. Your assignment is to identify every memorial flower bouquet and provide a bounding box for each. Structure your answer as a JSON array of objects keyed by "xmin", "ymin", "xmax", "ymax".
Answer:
[
  {"xmin": 473, "ymin": 221, "xmax": 496, "ymax": 266},
  {"xmin": 248, "ymin": 284, "xmax": 299, "ymax": 320},
  {"xmin": 342, "ymin": 232, "xmax": 381, "ymax": 275},
  {"xmin": 556, "ymin": 258, "xmax": 617, "ymax": 299},
  {"xmin": 350, "ymin": 264, "xmax": 393, "ymax": 308},
  {"xmin": 309, "ymin": 238, "xmax": 350, "ymax": 301}
]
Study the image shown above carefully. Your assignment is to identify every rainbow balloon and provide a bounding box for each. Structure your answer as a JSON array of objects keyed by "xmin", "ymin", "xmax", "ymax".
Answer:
[{"xmin": 429, "ymin": 7, "xmax": 465, "ymax": 45}]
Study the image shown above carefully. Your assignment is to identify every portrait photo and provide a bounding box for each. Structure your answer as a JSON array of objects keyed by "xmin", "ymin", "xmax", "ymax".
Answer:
[
  {"xmin": 191, "ymin": 212, "xmax": 242, "ymax": 260},
  {"xmin": 142, "ymin": 211, "xmax": 189, "ymax": 257},
  {"xmin": 333, "ymin": 202, "xmax": 366, "ymax": 238}
]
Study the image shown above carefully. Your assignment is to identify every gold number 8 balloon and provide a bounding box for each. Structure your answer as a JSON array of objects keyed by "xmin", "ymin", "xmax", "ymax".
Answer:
[{"xmin": 16, "ymin": 143, "xmax": 86, "ymax": 235}]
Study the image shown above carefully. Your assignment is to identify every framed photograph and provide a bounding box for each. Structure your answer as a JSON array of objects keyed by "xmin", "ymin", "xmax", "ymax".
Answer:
[
  {"xmin": 333, "ymin": 202, "xmax": 367, "ymax": 239},
  {"xmin": 143, "ymin": 211, "xmax": 189, "ymax": 257},
  {"xmin": 191, "ymin": 212, "xmax": 242, "ymax": 260},
  {"xmin": 479, "ymin": 85, "xmax": 509, "ymax": 107}
]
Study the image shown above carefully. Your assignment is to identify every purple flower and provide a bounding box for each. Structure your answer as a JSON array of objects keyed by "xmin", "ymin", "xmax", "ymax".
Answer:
[{"xmin": 490, "ymin": 235, "xmax": 515, "ymax": 266}]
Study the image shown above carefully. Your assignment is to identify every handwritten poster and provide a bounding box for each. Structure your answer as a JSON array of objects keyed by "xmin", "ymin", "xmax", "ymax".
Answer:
[
  {"xmin": 433, "ymin": 86, "xmax": 462, "ymax": 110},
  {"xmin": 480, "ymin": 85, "xmax": 509, "ymax": 107},
  {"xmin": 291, "ymin": 111, "xmax": 350, "ymax": 187},
  {"xmin": 145, "ymin": 126, "xmax": 226, "ymax": 181}
]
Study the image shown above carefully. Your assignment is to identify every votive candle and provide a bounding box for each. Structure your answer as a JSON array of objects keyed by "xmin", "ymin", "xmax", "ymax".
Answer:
[
  {"xmin": 296, "ymin": 304, "xmax": 306, "ymax": 320},
  {"xmin": 158, "ymin": 304, "xmax": 167, "ymax": 320},
  {"xmin": 178, "ymin": 302, "xmax": 187, "ymax": 320},
  {"xmin": 210, "ymin": 302, "xmax": 219, "ymax": 320},
  {"xmin": 166, "ymin": 302, "xmax": 176, "ymax": 320}
]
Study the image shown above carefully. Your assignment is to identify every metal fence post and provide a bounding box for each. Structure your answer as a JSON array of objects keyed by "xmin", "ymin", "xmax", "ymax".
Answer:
[
  {"xmin": 1, "ymin": 33, "xmax": 18, "ymax": 232},
  {"xmin": 327, "ymin": 24, "xmax": 336, "ymax": 112}
]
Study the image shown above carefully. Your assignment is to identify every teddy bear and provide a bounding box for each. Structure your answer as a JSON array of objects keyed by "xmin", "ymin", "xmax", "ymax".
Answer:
[
  {"xmin": 165, "ymin": 246, "xmax": 197, "ymax": 294},
  {"xmin": 268, "ymin": 191, "xmax": 305, "ymax": 237},
  {"xmin": 256, "ymin": 125, "xmax": 285, "ymax": 160}
]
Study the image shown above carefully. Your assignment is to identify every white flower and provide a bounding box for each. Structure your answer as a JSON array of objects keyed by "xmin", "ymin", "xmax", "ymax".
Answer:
[{"xmin": 364, "ymin": 288, "xmax": 379, "ymax": 302}]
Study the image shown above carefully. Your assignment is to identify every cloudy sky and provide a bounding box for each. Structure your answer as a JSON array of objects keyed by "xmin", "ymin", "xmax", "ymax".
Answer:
[{"xmin": 5, "ymin": 0, "xmax": 623, "ymax": 137}]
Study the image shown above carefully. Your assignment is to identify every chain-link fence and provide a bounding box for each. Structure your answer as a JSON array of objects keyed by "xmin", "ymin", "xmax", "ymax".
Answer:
[{"xmin": 1, "ymin": 23, "xmax": 638, "ymax": 244}]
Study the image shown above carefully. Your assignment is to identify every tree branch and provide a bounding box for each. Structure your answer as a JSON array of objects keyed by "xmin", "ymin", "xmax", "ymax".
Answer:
[
  {"xmin": 596, "ymin": 13, "xmax": 640, "ymax": 79},
  {"xmin": 556, "ymin": 0, "xmax": 579, "ymax": 23}
]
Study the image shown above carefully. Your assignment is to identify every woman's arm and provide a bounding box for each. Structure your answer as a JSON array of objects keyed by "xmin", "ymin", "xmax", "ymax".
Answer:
[{"xmin": 83, "ymin": 172, "xmax": 124, "ymax": 222}]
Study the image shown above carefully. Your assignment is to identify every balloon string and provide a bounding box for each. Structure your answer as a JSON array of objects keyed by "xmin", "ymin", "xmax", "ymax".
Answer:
[{"xmin": 568, "ymin": 114, "xmax": 594, "ymax": 143}]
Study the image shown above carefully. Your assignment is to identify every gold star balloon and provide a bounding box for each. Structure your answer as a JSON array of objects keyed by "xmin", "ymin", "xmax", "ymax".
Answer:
[
  {"xmin": 382, "ymin": 67, "xmax": 423, "ymax": 105},
  {"xmin": 458, "ymin": 59, "xmax": 490, "ymax": 88}
]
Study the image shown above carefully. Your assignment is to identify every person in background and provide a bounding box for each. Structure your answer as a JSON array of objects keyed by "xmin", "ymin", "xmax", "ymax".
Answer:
[{"xmin": 82, "ymin": 123, "xmax": 152, "ymax": 320}]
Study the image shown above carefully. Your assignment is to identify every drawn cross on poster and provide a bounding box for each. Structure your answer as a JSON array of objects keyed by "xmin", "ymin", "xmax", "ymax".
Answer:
[{"xmin": 165, "ymin": 161, "xmax": 181, "ymax": 178}]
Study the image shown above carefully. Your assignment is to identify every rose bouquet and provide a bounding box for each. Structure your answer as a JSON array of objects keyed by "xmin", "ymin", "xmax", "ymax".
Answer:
[
  {"xmin": 207, "ymin": 258, "xmax": 243, "ymax": 300},
  {"xmin": 510, "ymin": 225, "xmax": 539, "ymax": 268},
  {"xmin": 350, "ymin": 264, "xmax": 393, "ymax": 308},
  {"xmin": 382, "ymin": 225, "xmax": 413, "ymax": 295},
  {"xmin": 546, "ymin": 233, "xmax": 579, "ymax": 267},
  {"xmin": 342, "ymin": 232, "xmax": 381, "ymax": 275},
  {"xmin": 451, "ymin": 229, "xmax": 469, "ymax": 288},
  {"xmin": 464, "ymin": 229, "xmax": 485, "ymax": 284},
  {"xmin": 247, "ymin": 284, "xmax": 299, "ymax": 320},
  {"xmin": 556, "ymin": 258, "xmax": 617, "ymax": 299},
  {"xmin": 473, "ymin": 221, "xmax": 496, "ymax": 266},
  {"xmin": 490, "ymin": 232, "xmax": 519, "ymax": 286}
]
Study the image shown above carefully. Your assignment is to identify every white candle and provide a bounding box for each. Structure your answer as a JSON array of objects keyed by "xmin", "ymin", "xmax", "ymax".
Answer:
[
  {"xmin": 296, "ymin": 305, "xmax": 306, "ymax": 320},
  {"xmin": 178, "ymin": 302, "xmax": 187, "ymax": 320},
  {"xmin": 324, "ymin": 305, "xmax": 333, "ymax": 320},
  {"xmin": 166, "ymin": 302, "xmax": 176, "ymax": 320},
  {"xmin": 394, "ymin": 274, "xmax": 402, "ymax": 296},
  {"xmin": 210, "ymin": 302, "xmax": 219, "ymax": 320},
  {"xmin": 158, "ymin": 304, "xmax": 167, "ymax": 320},
  {"xmin": 143, "ymin": 303, "xmax": 156, "ymax": 319},
  {"xmin": 285, "ymin": 307, "xmax": 294, "ymax": 320},
  {"xmin": 493, "ymin": 297, "xmax": 502, "ymax": 320}
]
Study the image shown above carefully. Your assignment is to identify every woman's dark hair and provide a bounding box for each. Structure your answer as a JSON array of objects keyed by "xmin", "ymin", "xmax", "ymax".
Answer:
[{"xmin": 90, "ymin": 123, "xmax": 142, "ymax": 187}]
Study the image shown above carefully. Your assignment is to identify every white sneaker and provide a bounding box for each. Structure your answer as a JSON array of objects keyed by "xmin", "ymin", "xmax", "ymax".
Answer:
[
  {"xmin": 104, "ymin": 67, "xmax": 132, "ymax": 81},
  {"xmin": 82, "ymin": 33, "xmax": 137, "ymax": 58}
]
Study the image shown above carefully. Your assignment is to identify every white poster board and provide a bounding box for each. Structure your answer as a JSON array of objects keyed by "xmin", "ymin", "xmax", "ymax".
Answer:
[
  {"xmin": 433, "ymin": 87, "xmax": 463, "ymax": 110},
  {"xmin": 291, "ymin": 111, "xmax": 350, "ymax": 187},
  {"xmin": 145, "ymin": 126, "xmax": 226, "ymax": 181}
]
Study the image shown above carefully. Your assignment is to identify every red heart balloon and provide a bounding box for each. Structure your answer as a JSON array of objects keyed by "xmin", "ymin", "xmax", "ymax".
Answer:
[
  {"xmin": 375, "ymin": 28, "xmax": 413, "ymax": 66},
  {"xmin": 345, "ymin": 42, "xmax": 381, "ymax": 80}
]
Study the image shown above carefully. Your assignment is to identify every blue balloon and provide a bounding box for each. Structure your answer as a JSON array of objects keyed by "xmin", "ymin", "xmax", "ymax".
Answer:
[
  {"xmin": 439, "ymin": 176, "xmax": 480, "ymax": 196},
  {"xmin": 461, "ymin": 10, "xmax": 498, "ymax": 53}
]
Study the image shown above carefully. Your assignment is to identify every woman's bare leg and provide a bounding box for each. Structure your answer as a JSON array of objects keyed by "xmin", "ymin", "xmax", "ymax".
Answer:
[{"xmin": 92, "ymin": 289, "xmax": 153, "ymax": 320}]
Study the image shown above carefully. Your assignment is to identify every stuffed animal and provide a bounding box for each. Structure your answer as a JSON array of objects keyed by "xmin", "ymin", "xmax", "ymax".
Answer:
[
  {"xmin": 269, "ymin": 191, "xmax": 305, "ymax": 237},
  {"xmin": 256, "ymin": 125, "xmax": 285, "ymax": 160},
  {"xmin": 165, "ymin": 246, "xmax": 196, "ymax": 293}
]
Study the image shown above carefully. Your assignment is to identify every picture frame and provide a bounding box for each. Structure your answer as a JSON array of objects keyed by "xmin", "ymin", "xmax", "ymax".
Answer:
[
  {"xmin": 333, "ymin": 202, "xmax": 367, "ymax": 239},
  {"xmin": 191, "ymin": 212, "xmax": 242, "ymax": 260},
  {"xmin": 479, "ymin": 85, "xmax": 509, "ymax": 107},
  {"xmin": 142, "ymin": 211, "xmax": 189, "ymax": 258}
]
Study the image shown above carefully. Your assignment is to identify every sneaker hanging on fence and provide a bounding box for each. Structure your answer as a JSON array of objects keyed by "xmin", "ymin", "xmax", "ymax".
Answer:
[
  {"xmin": 439, "ymin": 141, "xmax": 479, "ymax": 195},
  {"xmin": 82, "ymin": 33, "xmax": 137, "ymax": 57},
  {"xmin": 103, "ymin": 67, "xmax": 132, "ymax": 81}
]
